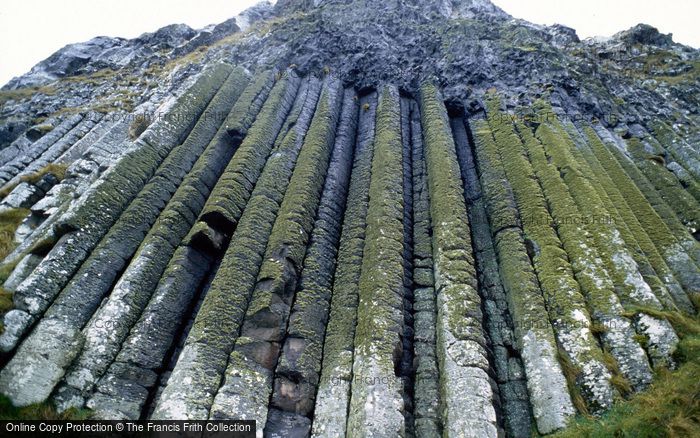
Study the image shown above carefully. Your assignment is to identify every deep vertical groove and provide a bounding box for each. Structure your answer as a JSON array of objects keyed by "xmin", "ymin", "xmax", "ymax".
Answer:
[
  {"xmin": 346, "ymin": 85, "xmax": 405, "ymax": 438},
  {"xmin": 410, "ymin": 100, "xmax": 442, "ymax": 438},
  {"xmin": 399, "ymin": 96, "xmax": 415, "ymax": 438},
  {"xmin": 452, "ymin": 113, "xmax": 532, "ymax": 438},
  {"xmin": 470, "ymin": 116, "xmax": 574, "ymax": 434},
  {"xmin": 151, "ymin": 74, "xmax": 316, "ymax": 420},
  {"xmin": 418, "ymin": 83, "xmax": 498, "ymax": 437},
  {"xmin": 513, "ymin": 121, "xmax": 654, "ymax": 392},
  {"xmin": 209, "ymin": 79, "xmax": 343, "ymax": 431},
  {"xmin": 312, "ymin": 91, "xmax": 378, "ymax": 438},
  {"xmin": 263, "ymin": 88, "xmax": 358, "ymax": 436}
]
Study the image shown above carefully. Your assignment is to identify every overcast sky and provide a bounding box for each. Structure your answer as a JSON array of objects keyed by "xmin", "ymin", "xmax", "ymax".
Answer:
[{"xmin": 1, "ymin": 0, "xmax": 699, "ymax": 87}]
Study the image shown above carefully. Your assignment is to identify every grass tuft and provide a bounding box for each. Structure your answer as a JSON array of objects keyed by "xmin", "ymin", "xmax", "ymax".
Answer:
[
  {"xmin": 0, "ymin": 395, "xmax": 90, "ymax": 420},
  {"xmin": 555, "ymin": 306, "xmax": 700, "ymax": 437},
  {"xmin": 557, "ymin": 347, "xmax": 589, "ymax": 415},
  {"xmin": 0, "ymin": 163, "xmax": 68, "ymax": 199}
]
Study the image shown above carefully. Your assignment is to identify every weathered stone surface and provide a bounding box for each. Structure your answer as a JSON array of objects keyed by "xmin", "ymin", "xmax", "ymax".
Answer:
[
  {"xmin": 312, "ymin": 90, "xmax": 377, "ymax": 438},
  {"xmin": 266, "ymin": 88, "xmax": 357, "ymax": 429},
  {"xmin": 210, "ymin": 78, "xmax": 343, "ymax": 431},
  {"xmin": 470, "ymin": 115, "xmax": 574, "ymax": 434},
  {"xmin": 420, "ymin": 83, "xmax": 499, "ymax": 437},
  {"xmin": 0, "ymin": 1, "xmax": 697, "ymax": 433},
  {"xmin": 152, "ymin": 75, "xmax": 318, "ymax": 420}
]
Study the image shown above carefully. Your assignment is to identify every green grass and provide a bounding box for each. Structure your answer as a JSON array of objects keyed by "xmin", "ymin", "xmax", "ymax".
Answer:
[
  {"xmin": 0, "ymin": 163, "xmax": 68, "ymax": 199},
  {"xmin": 0, "ymin": 209, "xmax": 30, "ymax": 266},
  {"xmin": 0, "ymin": 395, "xmax": 90, "ymax": 420},
  {"xmin": 553, "ymin": 301, "xmax": 700, "ymax": 437},
  {"xmin": 0, "ymin": 208, "xmax": 30, "ymax": 332}
]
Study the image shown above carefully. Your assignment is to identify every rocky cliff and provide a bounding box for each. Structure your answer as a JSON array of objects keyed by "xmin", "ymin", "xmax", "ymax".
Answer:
[{"xmin": 0, "ymin": 0, "xmax": 698, "ymax": 436}]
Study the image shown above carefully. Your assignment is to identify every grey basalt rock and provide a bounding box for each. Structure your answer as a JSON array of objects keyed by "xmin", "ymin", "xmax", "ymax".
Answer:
[
  {"xmin": 0, "ymin": 0, "xmax": 698, "ymax": 432},
  {"xmin": 53, "ymin": 68, "xmax": 252, "ymax": 410},
  {"xmin": 0, "ymin": 64, "xmax": 232, "ymax": 398},
  {"xmin": 152, "ymin": 75, "xmax": 314, "ymax": 421},
  {"xmin": 266, "ymin": 88, "xmax": 357, "ymax": 429},
  {"xmin": 312, "ymin": 91, "xmax": 377, "ymax": 438}
]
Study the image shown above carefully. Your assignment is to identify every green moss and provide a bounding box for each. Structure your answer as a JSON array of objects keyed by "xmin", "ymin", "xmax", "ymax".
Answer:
[
  {"xmin": 484, "ymin": 96, "xmax": 610, "ymax": 412},
  {"xmin": 581, "ymin": 126, "xmax": 693, "ymax": 312},
  {"xmin": 320, "ymin": 95, "xmax": 375, "ymax": 382},
  {"xmin": 419, "ymin": 83, "xmax": 481, "ymax": 334},
  {"xmin": 514, "ymin": 121, "xmax": 649, "ymax": 381},
  {"xmin": 554, "ymin": 309, "xmax": 700, "ymax": 438},
  {"xmin": 534, "ymin": 111, "xmax": 662, "ymax": 311},
  {"xmin": 472, "ymin": 117, "xmax": 555, "ymax": 346},
  {"xmin": 557, "ymin": 120, "xmax": 677, "ymax": 311},
  {"xmin": 626, "ymin": 137, "xmax": 700, "ymax": 231},
  {"xmin": 347, "ymin": 85, "xmax": 405, "ymax": 432},
  {"xmin": 353, "ymin": 86, "xmax": 404, "ymax": 348},
  {"xmin": 198, "ymin": 71, "xmax": 297, "ymax": 233},
  {"xmin": 584, "ymin": 124, "xmax": 700, "ymax": 294},
  {"xmin": 181, "ymin": 77, "xmax": 317, "ymax": 414}
]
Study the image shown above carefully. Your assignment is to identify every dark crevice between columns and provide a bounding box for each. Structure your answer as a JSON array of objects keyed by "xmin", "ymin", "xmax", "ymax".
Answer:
[
  {"xmin": 399, "ymin": 93, "xmax": 415, "ymax": 438},
  {"xmin": 447, "ymin": 103, "xmax": 533, "ymax": 438}
]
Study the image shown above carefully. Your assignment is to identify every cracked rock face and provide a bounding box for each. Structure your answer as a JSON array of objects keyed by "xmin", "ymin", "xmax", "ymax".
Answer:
[{"xmin": 0, "ymin": 0, "xmax": 698, "ymax": 436}]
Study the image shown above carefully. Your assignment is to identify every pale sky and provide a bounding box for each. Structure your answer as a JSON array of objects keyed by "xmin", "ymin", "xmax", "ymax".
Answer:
[{"xmin": 1, "ymin": 0, "xmax": 699, "ymax": 87}]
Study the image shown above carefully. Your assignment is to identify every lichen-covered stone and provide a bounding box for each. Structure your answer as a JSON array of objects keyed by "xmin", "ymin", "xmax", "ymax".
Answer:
[
  {"xmin": 152, "ymin": 76, "xmax": 321, "ymax": 420},
  {"xmin": 419, "ymin": 83, "xmax": 500, "ymax": 437},
  {"xmin": 578, "ymin": 124, "xmax": 694, "ymax": 313},
  {"xmin": 267, "ymin": 88, "xmax": 357, "ymax": 427},
  {"xmin": 210, "ymin": 78, "xmax": 343, "ymax": 429},
  {"xmin": 345, "ymin": 85, "xmax": 405, "ymax": 438},
  {"xmin": 484, "ymin": 96, "xmax": 612, "ymax": 414},
  {"xmin": 451, "ymin": 114, "xmax": 531, "ymax": 437},
  {"xmin": 312, "ymin": 91, "xmax": 377, "ymax": 438},
  {"xmin": 54, "ymin": 67, "xmax": 252, "ymax": 409},
  {"xmin": 515, "ymin": 120, "xmax": 654, "ymax": 391},
  {"xmin": 192, "ymin": 70, "xmax": 299, "ymax": 243}
]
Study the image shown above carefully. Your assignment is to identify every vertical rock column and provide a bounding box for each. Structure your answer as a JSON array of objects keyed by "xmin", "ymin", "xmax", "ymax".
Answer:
[
  {"xmin": 264, "ymin": 88, "xmax": 358, "ymax": 435},
  {"xmin": 78, "ymin": 72, "xmax": 280, "ymax": 418},
  {"xmin": 0, "ymin": 63, "xmax": 235, "ymax": 407},
  {"xmin": 52, "ymin": 67, "xmax": 253, "ymax": 411},
  {"xmin": 398, "ymin": 97, "xmax": 415, "ymax": 437},
  {"xmin": 346, "ymin": 85, "xmax": 405, "ymax": 438},
  {"xmin": 626, "ymin": 137, "xmax": 700, "ymax": 233},
  {"xmin": 312, "ymin": 91, "xmax": 378, "ymax": 438},
  {"xmin": 187, "ymin": 70, "xmax": 279, "ymax": 249},
  {"xmin": 483, "ymin": 98, "xmax": 613, "ymax": 414},
  {"xmin": 535, "ymin": 115, "xmax": 679, "ymax": 368},
  {"xmin": 2, "ymin": 63, "xmax": 231, "ymax": 356},
  {"xmin": 470, "ymin": 117, "xmax": 574, "ymax": 435},
  {"xmin": 208, "ymin": 79, "xmax": 343, "ymax": 431},
  {"xmin": 592, "ymin": 124, "xmax": 700, "ymax": 289},
  {"xmin": 409, "ymin": 100, "xmax": 442, "ymax": 438},
  {"xmin": 649, "ymin": 121, "xmax": 700, "ymax": 183},
  {"xmin": 514, "ymin": 121, "xmax": 654, "ymax": 392},
  {"xmin": 574, "ymin": 124, "xmax": 693, "ymax": 314},
  {"xmin": 419, "ymin": 83, "xmax": 499, "ymax": 437},
  {"xmin": 451, "ymin": 114, "xmax": 531, "ymax": 437},
  {"xmin": 152, "ymin": 74, "xmax": 316, "ymax": 420},
  {"xmin": 558, "ymin": 120, "xmax": 678, "ymax": 313}
]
